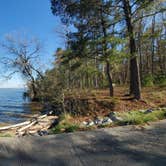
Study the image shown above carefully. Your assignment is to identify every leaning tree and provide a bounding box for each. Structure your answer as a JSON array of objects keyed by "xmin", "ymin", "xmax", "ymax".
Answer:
[{"xmin": 1, "ymin": 32, "xmax": 44, "ymax": 101}]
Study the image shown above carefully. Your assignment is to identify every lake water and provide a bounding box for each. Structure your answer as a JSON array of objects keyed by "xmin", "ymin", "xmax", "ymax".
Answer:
[{"xmin": 0, "ymin": 88, "xmax": 35, "ymax": 124}]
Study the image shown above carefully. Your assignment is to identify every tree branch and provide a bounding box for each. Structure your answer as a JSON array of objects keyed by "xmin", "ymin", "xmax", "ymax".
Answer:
[{"xmin": 133, "ymin": 8, "xmax": 166, "ymax": 23}]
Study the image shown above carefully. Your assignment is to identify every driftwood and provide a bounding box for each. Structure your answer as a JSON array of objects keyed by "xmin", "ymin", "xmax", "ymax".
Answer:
[
  {"xmin": 17, "ymin": 121, "xmax": 38, "ymax": 133},
  {"xmin": 0, "ymin": 121, "xmax": 31, "ymax": 131},
  {"xmin": 0, "ymin": 113, "xmax": 58, "ymax": 136}
]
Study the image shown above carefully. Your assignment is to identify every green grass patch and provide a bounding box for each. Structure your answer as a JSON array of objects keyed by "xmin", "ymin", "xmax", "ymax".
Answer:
[
  {"xmin": 51, "ymin": 113, "xmax": 80, "ymax": 134},
  {"xmin": 0, "ymin": 133, "xmax": 12, "ymax": 137},
  {"xmin": 51, "ymin": 109, "xmax": 166, "ymax": 135},
  {"xmin": 52, "ymin": 123, "xmax": 79, "ymax": 134},
  {"xmin": 117, "ymin": 109, "xmax": 166, "ymax": 126}
]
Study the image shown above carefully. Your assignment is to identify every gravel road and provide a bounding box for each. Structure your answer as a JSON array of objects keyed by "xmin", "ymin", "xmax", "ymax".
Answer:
[{"xmin": 0, "ymin": 120, "xmax": 166, "ymax": 166}]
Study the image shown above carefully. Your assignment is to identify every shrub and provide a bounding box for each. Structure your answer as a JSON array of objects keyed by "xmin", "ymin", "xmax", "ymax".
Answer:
[
  {"xmin": 51, "ymin": 113, "xmax": 80, "ymax": 134},
  {"xmin": 65, "ymin": 125, "xmax": 79, "ymax": 132},
  {"xmin": 142, "ymin": 74, "xmax": 154, "ymax": 87},
  {"xmin": 52, "ymin": 123, "xmax": 79, "ymax": 134},
  {"xmin": 154, "ymin": 74, "xmax": 166, "ymax": 87},
  {"xmin": 0, "ymin": 133, "xmax": 11, "ymax": 137}
]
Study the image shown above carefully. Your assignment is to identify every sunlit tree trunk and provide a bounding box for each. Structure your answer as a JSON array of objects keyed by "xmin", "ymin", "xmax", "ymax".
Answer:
[{"xmin": 122, "ymin": 0, "xmax": 141, "ymax": 100}]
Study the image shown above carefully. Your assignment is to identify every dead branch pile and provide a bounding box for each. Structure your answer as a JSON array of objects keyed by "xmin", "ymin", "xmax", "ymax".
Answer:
[{"xmin": 0, "ymin": 114, "xmax": 58, "ymax": 136}]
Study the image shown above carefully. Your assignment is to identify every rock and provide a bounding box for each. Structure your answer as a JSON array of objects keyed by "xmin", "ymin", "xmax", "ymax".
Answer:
[
  {"xmin": 47, "ymin": 111, "xmax": 55, "ymax": 116},
  {"xmin": 112, "ymin": 116, "xmax": 123, "ymax": 122},
  {"xmin": 81, "ymin": 120, "xmax": 95, "ymax": 127},
  {"xmin": 94, "ymin": 117, "xmax": 103, "ymax": 125},
  {"xmin": 82, "ymin": 121, "xmax": 88, "ymax": 125},
  {"xmin": 108, "ymin": 112, "xmax": 122, "ymax": 122},
  {"xmin": 109, "ymin": 112, "xmax": 116, "ymax": 117},
  {"xmin": 37, "ymin": 130, "xmax": 49, "ymax": 136},
  {"xmin": 102, "ymin": 117, "xmax": 113, "ymax": 126},
  {"xmin": 144, "ymin": 109, "xmax": 153, "ymax": 114},
  {"xmin": 87, "ymin": 121, "xmax": 95, "ymax": 127},
  {"xmin": 80, "ymin": 121, "xmax": 88, "ymax": 128},
  {"xmin": 49, "ymin": 118, "xmax": 59, "ymax": 129}
]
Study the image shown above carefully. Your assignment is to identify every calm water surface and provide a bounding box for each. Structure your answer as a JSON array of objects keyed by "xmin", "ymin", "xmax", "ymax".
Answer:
[{"xmin": 0, "ymin": 88, "xmax": 35, "ymax": 124}]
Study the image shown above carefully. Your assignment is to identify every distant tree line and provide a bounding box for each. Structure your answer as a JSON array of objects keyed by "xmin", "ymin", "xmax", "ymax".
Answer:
[{"xmin": 48, "ymin": 0, "xmax": 166, "ymax": 100}]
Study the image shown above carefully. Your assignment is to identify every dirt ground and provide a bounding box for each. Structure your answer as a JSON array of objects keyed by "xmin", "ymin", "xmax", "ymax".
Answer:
[{"xmin": 67, "ymin": 86, "xmax": 166, "ymax": 121}]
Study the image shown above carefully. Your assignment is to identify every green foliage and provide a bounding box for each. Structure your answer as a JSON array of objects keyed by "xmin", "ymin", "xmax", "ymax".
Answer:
[
  {"xmin": 51, "ymin": 113, "xmax": 79, "ymax": 134},
  {"xmin": 36, "ymin": 71, "xmax": 64, "ymax": 105},
  {"xmin": 27, "ymin": 1, "xmax": 166, "ymax": 104},
  {"xmin": 0, "ymin": 133, "xmax": 12, "ymax": 137},
  {"xmin": 52, "ymin": 122, "xmax": 79, "ymax": 134},
  {"xmin": 51, "ymin": 124, "xmax": 64, "ymax": 134},
  {"xmin": 117, "ymin": 109, "xmax": 166, "ymax": 126},
  {"xmin": 142, "ymin": 74, "xmax": 166, "ymax": 87},
  {"xmin": 142, "ymin": 74, "xmax": 154, "ymax": 87},
  {"xmin": 154, "ymin": 74, "xmax": 166, "ymax": 87},
  {"xmin": 59, "ymin": 113, "xmax": 72, "ymax": 122},
  {"xmin": 65, "ymin": 125, "xmax": 80, "ymax": 132}
]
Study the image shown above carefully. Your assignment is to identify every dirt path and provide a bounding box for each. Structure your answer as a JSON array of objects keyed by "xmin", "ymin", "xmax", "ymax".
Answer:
[{"xmin": 0, "ymin": 120, "xmax": 166, "ymax": 166}]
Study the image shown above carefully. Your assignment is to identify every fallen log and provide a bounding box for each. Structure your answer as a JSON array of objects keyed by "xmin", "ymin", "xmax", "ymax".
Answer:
[
  {"xmin": 0, "ymin": 113, "xmax": 59, "ymax": 136},
  {"xmin": 0, "ymin": 114, "xmax": 51, "ymax": 131},
  {"xmin": 17, "ymin": 120, "xmax": 38, "ymax": 133},
  {"xmin": 0, "ymin": 121, "xmax": 31, "ymax": 131},
  {"xmin": 38, "ymin": 114, "xmax": 48, "ymax": 119}
]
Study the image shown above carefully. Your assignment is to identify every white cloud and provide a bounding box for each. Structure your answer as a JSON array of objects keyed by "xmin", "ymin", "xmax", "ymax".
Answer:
[{"xmin": 0, "ymin": 76, "xmax": 25, "ymax": 88}]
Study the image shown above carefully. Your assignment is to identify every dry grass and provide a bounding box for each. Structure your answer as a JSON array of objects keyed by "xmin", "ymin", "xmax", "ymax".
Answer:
[
  {"xmin": 117, "ymin": 108, "xmax": 166, "ymax": 125},
  {"xmin": 64, "ymin": 86, "xmax": 166, "ymax": 121}
]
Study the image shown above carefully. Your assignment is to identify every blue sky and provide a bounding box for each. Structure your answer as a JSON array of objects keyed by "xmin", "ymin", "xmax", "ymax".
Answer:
[{"xmin": 0, "ymin": 0, "xmax": 64, "ymax": 88}]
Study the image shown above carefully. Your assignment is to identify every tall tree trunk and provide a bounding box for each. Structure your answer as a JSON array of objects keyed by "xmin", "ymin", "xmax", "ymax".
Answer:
[
  {"xmin": 106, "ymin": 60, "xmax": 114, "ymax": 96},
  {"xmin": 151, "ymin": 15, "xmax": 156, "ymax": 75},
  {"xmin": 100, "ymin": 3, "xmax": 114, "ymax": 96},
  {"xmin": 122, "ymin": 0, "xmax": 141, "ymax": 100},
  {"xmin": 95, "ymin": 55, "xmax": 99, "ymax": 88},
  {"xmin": 137, "ymin": 12, "xmax": 143, "ymax": 84}
]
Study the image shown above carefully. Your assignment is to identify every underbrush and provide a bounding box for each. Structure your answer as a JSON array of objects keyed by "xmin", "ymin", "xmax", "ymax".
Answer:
[
  {"xmin": 50, "ymin": 108, "xmax": 166, "ymax": 135},
  {"xmin": 142, "ymin": 74, "xmax": 166, "ymax": 87},
  {"xmin": 142, "ymin": 74, "xmax": 154, "ymax": 87},
  {"xmin": 117, "ymin": 109, "xmax": 166, "ymax": 126},
  {"xmin": 51, "ymin": 113, "xmax": 79, "ymax": 134},
  {"xmin": 0, "ymin": 133, "xmax": 12, "ymax": 137}
]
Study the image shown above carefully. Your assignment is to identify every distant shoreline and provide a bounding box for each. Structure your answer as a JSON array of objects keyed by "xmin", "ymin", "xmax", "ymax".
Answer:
[{"xmin": 0, "ymin": 87, "xmax": 26, "ymax": 89}]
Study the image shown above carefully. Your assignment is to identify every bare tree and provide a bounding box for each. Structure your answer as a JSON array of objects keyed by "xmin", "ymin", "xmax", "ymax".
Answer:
[{"xmin": 1, "ymin": 32, "xmax": 44, "ymax": 101}]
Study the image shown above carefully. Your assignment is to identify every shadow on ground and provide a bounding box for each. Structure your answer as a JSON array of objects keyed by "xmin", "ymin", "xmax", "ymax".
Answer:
[{"xmin": 0, "ymin": 120, "xmax": 166, "ymax": 166}]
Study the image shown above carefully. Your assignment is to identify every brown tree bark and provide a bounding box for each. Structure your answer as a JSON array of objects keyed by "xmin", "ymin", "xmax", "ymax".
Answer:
[
  {"xmin": 151, "ymin": 15, "xmax": 156, "ymax": 75},
  {"xmin": 100, "ymin": 3, "xmax": 114, "ymax": 96},
  {"xmin": 122, "ymin": 0, "xmax": 141, "ymax": 100},
  {"xmin": 137, "ymin": 12, "xmax": 143, "ymax": 84},
  {"xmin": 106, "ymin": 60, "xmax": 114, "ymax": 96}
]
